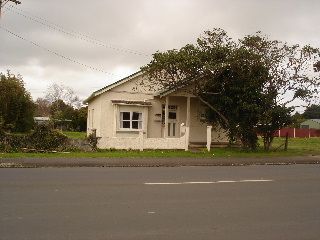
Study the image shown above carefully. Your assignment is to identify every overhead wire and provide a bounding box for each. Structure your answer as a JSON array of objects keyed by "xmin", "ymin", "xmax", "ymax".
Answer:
[
  {"xmin": 4, "ymin": 5, "xmax": 151, "ymax": 57},
  {"xmin": 0, "ymin": 25, "xmax": 118, "ymax": 76}
]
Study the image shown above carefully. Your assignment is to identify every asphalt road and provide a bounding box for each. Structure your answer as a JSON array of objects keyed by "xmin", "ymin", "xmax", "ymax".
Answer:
[{"xmin": 1, "ymin": 165, "xmax": 320, "ymax": 240}]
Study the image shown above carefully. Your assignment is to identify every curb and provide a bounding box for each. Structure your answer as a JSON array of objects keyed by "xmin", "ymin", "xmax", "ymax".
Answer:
[{"xmin": 1, "ymin": 156, "xmax": 320, "ymax": 168}]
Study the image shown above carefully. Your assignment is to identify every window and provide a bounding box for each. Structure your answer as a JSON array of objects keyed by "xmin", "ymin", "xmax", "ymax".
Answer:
[
  {"xmin": 161, "ymin": 105, "xmax": 178, "ymax": 123},
  {"xmin": 120, "ymin": 112, "xmax": 142, "ymax": 130},
  {"xmin": 91, "ymin": 109, "xmax": 94, "ymax": 128}
]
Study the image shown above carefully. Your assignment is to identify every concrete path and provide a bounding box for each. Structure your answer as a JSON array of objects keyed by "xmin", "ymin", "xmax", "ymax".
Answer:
[{"xmin": 1, "ymin": 155, "xmax": 320, "ymax": 167}]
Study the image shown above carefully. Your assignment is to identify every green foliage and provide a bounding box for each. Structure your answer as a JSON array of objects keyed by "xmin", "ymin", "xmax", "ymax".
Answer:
[
  {"xmin": 0, "ymin": 124, "xmax": 68, "ymax": 152},
  {"xmin": 303, "ymin": 104, "xmax": 320, "ymax": 119},
  {"xmin": 87, "ymin": 131, "xmax": 98, "ymax": 150},
  {"xmin": 142, "ymin": 28, "xmax": 320, "ymax": 151},
  {"xmin": 28, "ymin": 124, "xmax": 68, "ymax": 150},
  {"xmin": 0, "ymin": 71, "xmax": 35, "ymax": 132},
  {"xmin": 290, "ymin": 112, "xmax": 306, "ymax": 128},
  {"xmin": 48, "ymin": 100, "xmax": 87, "ymax": 131},
  {"xmin": 50, "ymin": 99, "xmax": 75, "ymax": 120},
  {"xmin": 257, "ymin": 105, "xmax": 293, "ymax": 151},
  {"xmin": 71, "ymin": 107, "xmax": 87, "ymax": 131}
]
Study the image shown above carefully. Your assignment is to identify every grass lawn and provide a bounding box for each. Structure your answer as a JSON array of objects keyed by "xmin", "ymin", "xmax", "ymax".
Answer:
[
  {"xmin": 1, "ymin": 137, "xmax": 319, "ymax": 159},
  {"xmin": 62, "ymin": 131, "xmax": 87, "ymax": 139}
]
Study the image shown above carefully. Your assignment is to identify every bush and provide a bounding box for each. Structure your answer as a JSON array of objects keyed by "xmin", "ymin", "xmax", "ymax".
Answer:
[
  {"xmin": 87, "ymin": 131, "xmax": 98, "ymax": 151},
  {"xmin": 28, "ymin": 125, "xmax": 68, "ymax": 150},
  {"xmin": 0, "ymin": 125, "xmax": 68, "ymax": 152}
]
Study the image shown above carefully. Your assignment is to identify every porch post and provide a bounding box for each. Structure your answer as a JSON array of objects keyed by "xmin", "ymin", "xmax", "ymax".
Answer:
[
  {"xmin": 185, "ymin": 126, "xmax": 190, "ymax": 151},
  {"xmin": 185, "ymin": 96, "xmax": 191, "ymax": 150},
  {"xmin": 139, "ymin": 130, "xmax": 144, "ymax": 151},
  {"xmin": 164, "ymin": 96, "xmax": 169, "ymax": 138},
  {"xmin": 186, "ymin": 96, "xmax": 191, "ymax": 127},
  {"xmin": 207, "ymin": 126, "xmax": 212, "ymax": 152},
  {"xmin": 113, "ymin": 104, "xmax": 118, "ymax": 137}
]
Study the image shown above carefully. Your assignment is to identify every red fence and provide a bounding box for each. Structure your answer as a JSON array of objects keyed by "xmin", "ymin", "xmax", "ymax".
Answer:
[{"xmin": 273, "ymin": 128, "xmax": 320, "ymax": 138}]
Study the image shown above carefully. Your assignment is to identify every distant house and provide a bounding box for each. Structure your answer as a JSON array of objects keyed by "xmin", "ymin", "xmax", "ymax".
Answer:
[
  {"xmin": 84, "ymin": 71, "xmax": 228, "ymax": 150},
  {"xmin": 34, "ymin": 117, "xmax": 50, "ymax": 125},
  {"xmin": 34, "ymin": 117, "xmax": 72, "ymax": 131},
  {"xmin": 300, "ymin": 119, "xmax": 320, "ymax": 129}
]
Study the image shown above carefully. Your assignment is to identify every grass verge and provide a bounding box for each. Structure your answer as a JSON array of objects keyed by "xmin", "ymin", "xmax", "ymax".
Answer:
[{"xmin": 1, "ymin": 137, "xmax": 319, "ymax": 158}]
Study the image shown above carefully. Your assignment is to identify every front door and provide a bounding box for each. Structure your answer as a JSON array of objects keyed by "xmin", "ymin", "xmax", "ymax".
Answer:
[{"xmin": 163, "ymin": 105, "xmax": 178, "ymax": 137}]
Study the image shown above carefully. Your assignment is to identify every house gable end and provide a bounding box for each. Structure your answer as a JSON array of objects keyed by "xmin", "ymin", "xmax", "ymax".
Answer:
[{"xmin": 84, "ymin": 71, "xmax": 144, "ymax": 103}]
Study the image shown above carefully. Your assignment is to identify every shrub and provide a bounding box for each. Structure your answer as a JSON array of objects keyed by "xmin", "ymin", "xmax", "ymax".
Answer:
[
  {"xmin": 28, "ymin": 124, "xmax": 68, "ymax": 150},
  {"xmin": 87, "ymin": 132, "xmax": 98, "ymax": 151}
]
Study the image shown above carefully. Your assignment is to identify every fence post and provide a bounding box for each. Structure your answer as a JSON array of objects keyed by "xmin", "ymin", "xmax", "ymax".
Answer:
[
  {"xmin": 207, "ymin": 126, "xmax": 212, "ymax": 152},
  {"xmin": 284, "ymin": 132, "xmax": 289, "ymax": 151},
  {"xmin": 185, "ymin": 127, "xmax": 190, "ymax": 151},
  {"xmin": 309, "ymin": 129, "xmax": 311, "ymax": 138},
  {"xmin": 293, "ymin": 128, "xmax": 296, "ymax": 138},
  {"xmin": 278, "ymin": 129, "xmax": 281, "ymax": 138},
  {"xmin": 139, "ymin": 130, "xmax": 144, "ymax": 151}
]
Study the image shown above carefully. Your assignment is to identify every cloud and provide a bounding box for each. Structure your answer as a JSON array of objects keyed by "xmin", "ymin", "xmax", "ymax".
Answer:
[{"xmin": 0, "ymin": 0, "xmax": 319, "ymax": 101}]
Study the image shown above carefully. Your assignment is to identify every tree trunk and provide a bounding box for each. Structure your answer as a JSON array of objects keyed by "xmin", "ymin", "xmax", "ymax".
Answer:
[{"xmin": 198, "ymin": 96, "xmax": 229, "ymax": 126}]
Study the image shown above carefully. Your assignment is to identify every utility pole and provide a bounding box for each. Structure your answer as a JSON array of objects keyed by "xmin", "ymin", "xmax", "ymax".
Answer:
[{"xmin": 0, "ymin": 0, "xmax": 21, "ymax": 18}]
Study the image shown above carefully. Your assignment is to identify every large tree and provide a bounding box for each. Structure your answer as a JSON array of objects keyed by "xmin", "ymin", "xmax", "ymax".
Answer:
[
  {"xmin": 45, "ymin": 83, "xmax": 81, "ymax": 109},
  {"xmin": 303, "ymin": 104, "xmax": 320, "ymax": 119},
  {"xmin": 142, "ymin": 29, "xmax": 320, "ymax": 150},
  {"xmin": 0, "ymin": 71, "xmax": 35, "ymax": 132},
  {"xmin": 34, "ymin": 98, "xmax": 51, "ymax": 117},
  {"xmin": 44, "ymin": 83, "xmax": 87, "ymax": 131},
  {"xmin": 240, "ymin": 33, "xmax": 319, "ymax": 149}
]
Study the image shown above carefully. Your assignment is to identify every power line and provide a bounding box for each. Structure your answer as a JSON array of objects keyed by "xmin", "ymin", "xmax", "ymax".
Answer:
[
  {"xmin": 4, "ymin": 5, "xmax": 151, "ymax": 57},
  {"xmin": 0, "ymin": 0, "xmax": 20, "ymax": 18},
  {"xmin": 0, "ymin": 25, "xmax": 118, "ymax": 76}
]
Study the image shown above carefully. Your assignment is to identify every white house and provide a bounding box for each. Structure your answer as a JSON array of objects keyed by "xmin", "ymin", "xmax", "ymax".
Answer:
[{"xmin": 84, "ymin": 71, "xmax": 228, "ymax": 150}]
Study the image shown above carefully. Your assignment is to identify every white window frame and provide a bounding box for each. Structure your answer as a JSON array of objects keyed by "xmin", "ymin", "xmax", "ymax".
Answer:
[{"xmin": 119, "ymin": 111, "xmax": 143, "ymax": 131}]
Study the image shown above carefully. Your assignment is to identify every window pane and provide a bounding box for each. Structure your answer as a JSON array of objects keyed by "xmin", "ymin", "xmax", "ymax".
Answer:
[
  {"xmin": 168, "ymin": 112, "xmax": 176, "ymax": 120},
  {"xmin": 121, "ymin": 121, "xmax": 130, "ymax": 128},
  {"xmin": 173, "ymin": 123, "xmax": 176, "ymax": 136},
  {"xmin": 138, "ymin": 121, "xmax": 142, "ymax": 129},
  {"xmin": 121, "ymin": 112, "xmax": 130, "ymax": 120},
  {"xmin": 132, "ymin": 112, "xmax": 142, "ymax": 120},
  {"xmin": 132, "ymin": 121, "xmax": 138, "ymax": 129}
]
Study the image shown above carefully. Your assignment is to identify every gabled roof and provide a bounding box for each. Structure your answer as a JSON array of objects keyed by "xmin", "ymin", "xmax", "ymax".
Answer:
[
  {"xmin": 111, "ymin": 100, "xmax": 152, "ymax": 106},
  {"xmin": 156, "ymin": 75, "xmax": 201, "ymax": 98},
  {"xmin": 83, "ymin": 71, "xmax": 143, "ymax": 103},
  {"xmin": 310, "ymin": 119, "xmax": 320, "ymax": 124},
  {"xmin": 301, "ymin": 119, "xmax": 320, "ymax": 125}
]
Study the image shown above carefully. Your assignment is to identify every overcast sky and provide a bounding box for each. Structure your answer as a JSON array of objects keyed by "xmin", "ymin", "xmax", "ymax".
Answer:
[{"xmin": 0, "ymin": 0, "xmax": 319, "ymax": 102}]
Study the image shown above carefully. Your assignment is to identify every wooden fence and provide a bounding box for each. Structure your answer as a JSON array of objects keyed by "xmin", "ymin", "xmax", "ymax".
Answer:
[{"xmin": 273, "ymin": 128, "xmax": 320, "ymax": 138}]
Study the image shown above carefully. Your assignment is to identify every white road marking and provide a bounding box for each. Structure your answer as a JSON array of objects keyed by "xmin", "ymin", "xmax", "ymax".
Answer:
[
  {"xmin": 184, "ymin": 182, "xmax": 214, "ymax": 184},
  {"xmin": 144, "ymin": 179, "xmax": 274, "ymax": 185},
  {"xmin": 147, "ymin": 211, "xmax": 156, "ymax": 214},
  {"xmin": 217, "ymin": 180, "xmax": 237, "ymax": 183},
  {"xmin": 239, "ymin": 180, "xmax": 274, "ymax": 182}
]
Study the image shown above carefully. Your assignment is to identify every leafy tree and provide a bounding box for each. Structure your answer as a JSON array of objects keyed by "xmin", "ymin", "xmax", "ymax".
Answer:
[
  {"xmin": 0, "ymin": 71, "xmax": 35, "ymax": 132},
  {"xmin": 142, "ymin": 29, "xmax": 320, "ymax": 150},
  {"xmin": 35, "ymin": 98, "xmax": 51, "ymax": 117},
  {"xmin": 303, "ymin": 104, "xmax": 320, "ymax": 119},
  {"xmin": 49, "ymin": 100, "xmax": 87, "ymax": 131},
  {"xmin": 290, "ymin": 112, "xmax": 306, "ymax": 128},
  {"xmin": 50, "ymin": 99, "xmax": 75, "ymax": 120},
  {"xmin": 45, "ymin": 83, "xmax": 81, "ymax": 108},
  {"xmin": 142, "ymin": 29, "xmax": 270, "ymax": 149},
  {"xmin": 44, "ymin": 84, "xmax": 86, "ymax": 131},
  {"xmin": 241, "ymin": 33, "xmax": 319, "ymax": 149},
  {"xmin": 71, "ymin": 106, "xmax": 87, "ymax": 131}
]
